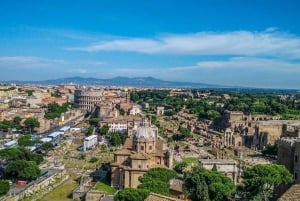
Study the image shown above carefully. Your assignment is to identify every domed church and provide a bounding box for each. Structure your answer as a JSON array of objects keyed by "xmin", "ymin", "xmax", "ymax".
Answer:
[{"xmin": 111, "ymin": 118, "xmax": 173, "ymax": 189}]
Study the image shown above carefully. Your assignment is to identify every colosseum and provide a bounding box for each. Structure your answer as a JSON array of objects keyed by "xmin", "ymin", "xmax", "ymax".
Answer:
[{"xmin": 74, "ymin": 88, "xmax": 104, "ymax": 111}]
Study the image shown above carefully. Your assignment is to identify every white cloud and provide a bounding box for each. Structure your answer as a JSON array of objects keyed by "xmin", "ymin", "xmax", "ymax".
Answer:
[
  {"xmin": 0, "ymin": 56, "xmax": 106, "ymax": 69},
  {"xmin": 0, "ymin": 56, "xmax": 65, "ymax": 68},
  {"xmin": 196, "ymin": 57, "xmax": 300, "ymax": 72},
  {"xmin": 168, "ymin": 65, "xmax": 199, "ymax": 71},
  {"xmin": 98, "ymin": 57, "xmax": 300, "ymax": 76},
  {"xmin": 67, "ymin": 29, "xmax": 300, "ymax": 59},
  {"xmin": 75, "ymin": 60, "xmax": 106, "ymax": 65}
]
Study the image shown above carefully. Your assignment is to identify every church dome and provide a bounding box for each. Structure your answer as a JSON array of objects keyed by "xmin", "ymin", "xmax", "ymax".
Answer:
[
  {"xmin": 134, "ymin": 119, "xmax": 156, "ymax": 139},
  {"xmin": 135, "ymin": 127, "xmax": 155, "ymax": 139}
]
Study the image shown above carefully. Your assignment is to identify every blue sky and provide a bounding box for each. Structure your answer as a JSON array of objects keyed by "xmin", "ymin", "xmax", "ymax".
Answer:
[{"xmin": 1, "ymin": 0, "xmax": 300, "ymax": 88}]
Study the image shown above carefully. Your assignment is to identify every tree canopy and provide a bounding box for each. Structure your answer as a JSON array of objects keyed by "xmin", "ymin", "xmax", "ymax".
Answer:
[
  {"xmin": 0, "ymin": 180, "xmax": 10, "ymax": 196},
  {"xmin": 114, "ymin": 188, "xmax": 150, "ymax": 201},
  {"xmin": 139, "ymin": 168, "xmax": 177, "ymax": 184},
  {"xmin": 44, "ymin": 102, "xmax": 70, "ymax": 119},
  {"xmin": 242, "ymin": 164, "xmax": 293, "ymax": 201},
  {"xmin": 131, "ymin": 89, "xmax": 300, "ymax": 121},
  {"xmin": 99, "ymin": 125, "xmax": 109, "ymax": 135},
  {"xmin": 0, "ymin": 148, "xmax": 43, "ymax": 165},
  {"xmin": 138, "ymin": 179, "xmax": 170, "ymax": 196},
  {"xmin": 108, "ymin": 133, "xmax": 127, "ymax": 146},
  {"xmin": 40, "ymin": 142, "xmax": 54, "ymax": 154},
  {"xmin": 174, "ymin": 161, "xmax": 188, "ymax": 174},
  {"xmin": 0, "ymin": 119, "xmax": 13, "ymax": 130},
  {"xmin": 137, "ymin": 168, "xmax": 177, "ymax": 196},
  {"xmin": 262, "ymin": 144, "xmax": 278, "ymax": 156},
  {"xmin": 184, "ymin": 167, "xmax": 236, "ymax": 201},
  {"xmin": 24, "ymin": 117, "xmax": 40, "ymax": 133},
  {"xmin": 89, "ymin": 118, "xmax": 100, "ymax": 126},
  {"xmin": 17, "ymin": 134, "xmax": 39, "ymax": 147},
  {"xmin": 12, "ymin": 116, "xmax": 22, "ymax": 129},
  {"xmin": 5, "ymin": 160, "xmax": 41, "ymax": 181},
  {"xmin": 119, "ymin": 108, "xmax": 125, "ymax": 116},
  {"xmin": 115, "ymin": 168, "xmax": 177, "ymax": 200}
]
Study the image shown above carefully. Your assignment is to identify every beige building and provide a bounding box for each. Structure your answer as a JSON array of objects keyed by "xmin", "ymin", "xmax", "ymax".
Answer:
[
  {"xmin": 100, "ymin": 115, "xmax": 142, "ymax": 136},
  {"xmin": 278, "ymin": 138, "xmax": 300, "ymax": 183},
  {"xmin": 111, "ymin": 119, "xmax": 173, "ymax": 189},
  {"xmin": 221, "ymin": 110, "xmax": 300, "ymax": 150},
  {"xmin": 145, "ymin": 193, "xmax": 184, "ymax": 201},
  {"xmin": 199, "ymin": 159, "xmax": 239, "ymax": 184},
  {"xmin": 157, "ymin": 107, "xmax": 164, "ymax": 116},
  {"xmin": 278, "ymin": 184, "xmax": 300, "ymax": 201},
  {"xmin": 74, "ymin": 89, "xmax": 103, "ymax": 111}
]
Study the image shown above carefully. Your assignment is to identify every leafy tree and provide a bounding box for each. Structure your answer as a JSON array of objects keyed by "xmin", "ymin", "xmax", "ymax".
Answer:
[
  {"xmin": 212, "ymin": 163, "xmax": 217, "ymax": 171},
  {"xmin": 262, "ymin": 144, "xmax": 278, "ymax": 156},
  {"xmin": 0, "ymin": 148, "xmax": 43, "ymax": 165},
  {"xmin": 17, "ymin": 134, "xmax": 36, "ymax": 147},
  {"xmin": 0, "ymin": 119, "xmax": 12, "ymax": 130},
  {"xmin": 164, "ymin": 110, "xmax": 176, "ymax": 116},
  {"xmin": 87, "ymin": 126, "xmax": 94, "ymax": 136},
  {"xmin": 119, "ymin": 108, "xmax": 125, "ymax": 116},
  {"xmin": 21, "ymin": 148, "xmax": 43, "ymax": 165},
  {"xmin": 5, "ymin": 160, "xmax": 41, "ymax": 181},
  {"xmin": 130, "ymin": 92, "xmax": 140, "ymax": 102},
  {"xmin": 184, "ymin": 167, "xmax": 235, "ymax": 201},
  {"xmin": 184, "ymin": 171, "xmax": 209, "ymax": 201},
  {"xmin": 89, "ymin": 157, "xmax": 98, "ymax": 163},
  {"xmin": 242, "ymin": 164, "xmax": 293, "ymax": 201},
  {"xmin": 89, "ymin": 118, "xmax": 100, "ymax": 126},
  {"xmin": 114, "ymin": 188, "xmax": 150, "ymax": 201},
  {"xmin": 136, "ymin": 168, "xmax": 178, "ymax": 196},
  {"xmin": 0, "ymin": 180, "xmax": 10, "ymax": 195},
  {"xmin": 78, "ymin": 153, "xmax": 86, "ymax": 160},
  {"xmin": 110, "ymin": 133, "xmax": 121, "ymax": 146},
  {"xmin": 178, "ymin": 126, "xmax": 191, "ymax": 138},
  {"xmin": 51, "ymin": 91, "xmax": 62, "ymax": 98},
  {"xmin": 44, "ymin": 102, "xmax": 70, "ymax": 119},
  {"xmin": 40, "ymin": 142, "xmax": 54, "ymax": 154},
  {"xmin": 24, "ymin": 117, "xmax": 40, "ymax": 133},
  {"xmin": 0, "ymin": 87, "xmax": 16, "ymax": 92},
  {"xmin": 207, "ymin": 110, "xmax": 221, "ymax": 121},
  {"xmin": 99, "ymin": 125, "xmax": 109, "ymax": 135},
  {"xmin": 138, "ymin": 179, "xmax": 170, "ymax": 196},
  {"xmin": 139, "ymin": 168, "xmax": 177, "ymax": 184},
  {"xmin": 25, "ymin": 90, "xmax": 34, "ymax": 96},
  {"xmin": 12, "ymin": 116, "xmax": 22, "ymax": 129},
  {"xmin": 0, "ymin": 148, "xmax": 23, "ymax": 161},
  {"xmin": 109, "ymin": 133, "xmax": 127, "ymax": 146},
  {"xmin": 174, "ymin": 161, "xmax": 188, "ymax": 174}
]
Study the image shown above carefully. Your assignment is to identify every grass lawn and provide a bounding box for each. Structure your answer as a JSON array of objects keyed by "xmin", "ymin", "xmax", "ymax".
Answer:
[
  {"xmin": 62, "ymin": 153, "xmax": 113, "ymax": 169},
  {"xmin": 93, "ymin": 182, "xmax": 116, "ymax": 195},
  {"xmin": 63, "ymin": 159, "xmax": 97, "ymax": 169},
  {"xmin": 40, "ymin": 177, "xmax": 78, "ymax": 201},
  {"xmin": 183, "ymin": 157, "xmax": 199, "ymax": 166}
]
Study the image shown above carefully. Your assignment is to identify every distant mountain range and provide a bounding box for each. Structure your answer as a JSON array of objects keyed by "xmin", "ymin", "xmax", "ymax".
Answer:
[
  {"xmin": 1, "ymin": 76, "xmax": 226, "ymax": 88},
  {"xmin": 2, "ymin": 77, "xmax": 299, "ymax": 93}
]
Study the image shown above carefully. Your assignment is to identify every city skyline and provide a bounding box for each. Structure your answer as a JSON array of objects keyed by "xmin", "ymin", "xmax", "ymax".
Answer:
[{"xmin": 1, "ymin": 0, "xmax": 300, "ymax": 89}]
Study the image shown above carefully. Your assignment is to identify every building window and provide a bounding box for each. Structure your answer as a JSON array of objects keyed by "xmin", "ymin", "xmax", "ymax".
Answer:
[
  {"xmin": 295, "ymin": 155, "xmax": 298, "ymax": 163},
  {"xmin": 149, "ymin": 146, "xmax": 152, "ymax": 150},
  {"xmin": 295, "ymin": 172, "xmax": 298, "ymax": 180},
  {"xmin": 141, "ymin": 146, "xmax": 144, "ymax": 150},
  {"xmin": 139, "ymin": 165, "xmax": 141, "ymax": 168}
]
